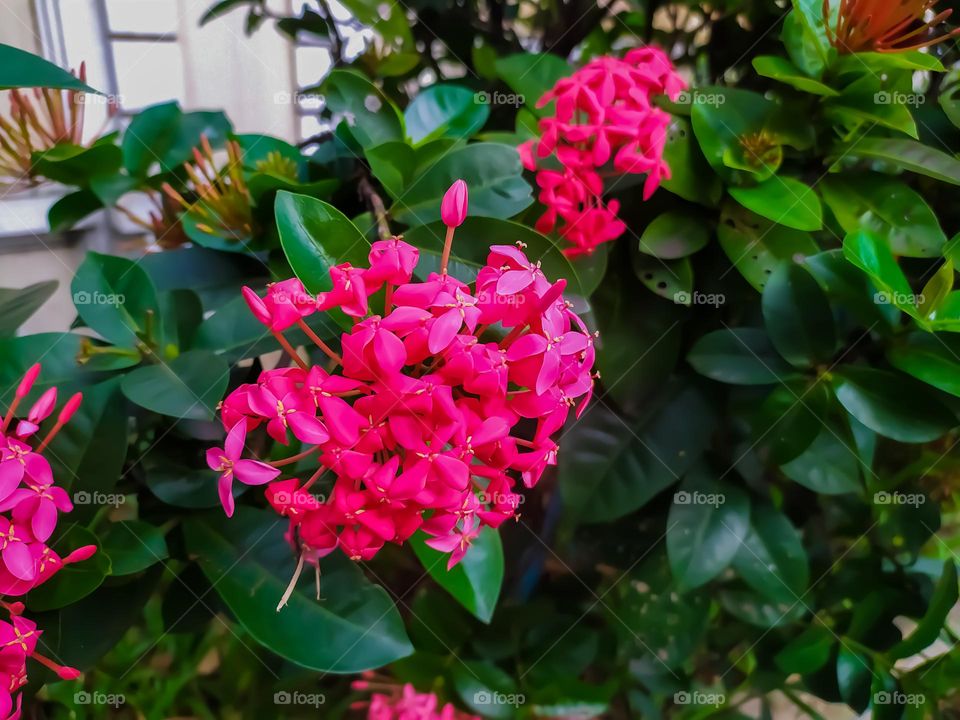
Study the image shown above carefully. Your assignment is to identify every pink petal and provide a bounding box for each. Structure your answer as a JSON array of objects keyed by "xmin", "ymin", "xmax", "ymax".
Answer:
[
  {"xmin": 374, "ymin": 329, "xmax": 407, "ymax": 374},
  {"xmin": 427, "ymin": 309, "xmax": 462, "ymax": 354},
  {"xmin": 506, "ymin": 333, "xmax": 548, "ymax": 361},
  {"xmin": 0, "ymin": 463, "xmax": 24, "ymax": 501},
  {"xmin": 224, "ymin": 422, "xmax": 247, "ymax": 459},
  {"xmin": 287, "ymin": 413, "xmax": 330, "ymax": 445},
  {"xmin": 218, "ymin": 473, "xmax": 235, "ymax": 517},
  {"xmin": 31, "ymin": 500, "xmax": 57, "ymax": 542},
  {"xmin": 496, "ymin": 269, "xmax": 534, "ymax": 295},
  {"xmin": 234, "ymin": 459, "xmax": 280, "ymax": 486},
  {"xmin": 536, "ymin": 349, "xmax": 561, "ymax": 396},
  {"xmin": 3, "ymin": 543, "xmax": 35, "ymax": 581}
]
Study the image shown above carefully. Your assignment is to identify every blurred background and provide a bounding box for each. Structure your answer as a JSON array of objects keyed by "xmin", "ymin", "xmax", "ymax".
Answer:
[{"xmin": 0, "ymin": 0, "xmax": 356, "ymax": 333}]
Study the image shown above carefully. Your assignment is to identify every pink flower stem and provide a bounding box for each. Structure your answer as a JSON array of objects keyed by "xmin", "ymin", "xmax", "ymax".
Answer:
[
  {"xmin": 499, "ymin": 322, "xmax": 528, "ymax": 348},
  {"xmin": 276, "ymin": 552, "xmax": 305, "ymax": 612},
  {"xmin": 0, "ymin": 396, "xmax": 21, "ymax": 434},
  {"xmin": 300, "ymin": 466, "xmax": 325, "ymax": 492},
  {"xmin": 269, "ymin": 447, "xmax": 318, "ymax": 468},
  {"xmin": 296, "ymin": 319, "xmax": 342, "ymax": 365},
  {"xmin": 271, "ymin": 331, "xmax": 308, "ymax": 370},
  {"xmin": 384, "ymin": 282, "xmax": 394, "ymax": 311},
  {"xmin": 440, "ymin": 226, "xmax": 455, "ymax": 275}
]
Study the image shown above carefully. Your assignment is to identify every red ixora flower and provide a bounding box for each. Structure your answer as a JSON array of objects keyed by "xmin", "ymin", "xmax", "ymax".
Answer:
[
  {"xmin": 211, "ymin": 180, "xmax": 597, "ymax": 606},
  {"xmin": 824, "ymin": 0, "xmax": 960, "ymax": 53},
  {"xmin": 518, "ymin": 47, "xmax": 686, "ymax": 257},
  {"xmin": 0, "ymin": 365, "xmax": 98, "ymax": 715}
]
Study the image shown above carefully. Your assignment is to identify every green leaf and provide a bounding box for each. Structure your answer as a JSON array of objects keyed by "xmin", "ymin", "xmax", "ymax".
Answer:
[
  {"xmin": 122, "ymin": 101, "xmax": 232, "ymax": 176},
  {"xmin": 606, "ymin": 551, "xmax": 710, "ymax": 669},
  {"xmin": 46, "ymin": 378, "xmax": 127, "ymax": 509},
  {"xmin": 560, "ymin": 384, "xmax": 716, "ymax": 524},
  {"xmin": 26, "ymin": 527, "xmax": 110, "ymax": 611},
  {"xmin": 719, "ymin": 588, "xmax": 806, "ymax": 628},
  {"xmin": 889, "ymin": 561, "xmax": 958, "ymax": 660},
  {"xmin": 638, "ymin": 210, "xmax": 709, "ymax": 258},
  {"xmin": 71, "ymin": 251, "xmax": 161, "ymax": 347},
  {"xmin": 820, "ymin": 174, "xmax": 946, "ymax": 258},
  {"xmin": 842, "ymin": 230, "xmax": 919, "ymax": 318},
  {"xmin": 405, "ymin": 84, "xmax": 488, "ymax": 143},
  {"xmin": 147, "ymin": 463, "xmax": 230, "ymax": 509},
  {"xmin": 452, "ymin": 660, "xmax": 519, "ymax": 719},
  {"xmin": 836, "ymin": 138, "xmax": 960, "ymax": 186},
  {"xmin": 783, "ymin": 2, "xmax": 833, "ymax": 77},
  {"xmin": 660, "ymin": 117, "xmax": 723, "ymax": 206},
  {"xmin": 729, "ymin": 177, "xmax": 823, "ymax": 231},
  {"xmin": 804, "ymin": 249, "xmax": 897, "ymax": 330},
  {"xmin": 688, "ymin": 328, "xmax": 794, "ymax": 385},
  {"xmin": 834, "ymin": 50, "xmax": 944, "ymax": 75},
  {"xmin": 775, "ymin": 626, "xmax": 835, "ymax": 674},
  {"xmin": 48, "ymin": 189, "xmax": 103, "ymax": 232},
  {"xmin": 100, "ymin": 520, "xmax": 169, "ymax": 576},
  {"xmin": 0, "ymin": 43, "xmax": 98, "ymax": 91},
  {"xmin": 319, "ymin": 69, "xmax": 404, "ymax": 148},
  {"xmin": 494, "ymin": 53, "xmax": 571, "ymax": 113},
  {"xmin": 733, "ymin": 508, "xmax": 809, "ymax": 603},
  {"xmin": 918, "ymin": 259, "xmax": 954, "ymax": 319},
  {"xmin": 825, "ymin": 76, "xmax": 919, "ymax": 139},
  {"xmin": 762, "ymin": 262, "xmax": 836, "ymax": 367},
  {"xmin": 410, "ymin": 528, "xmax": 503, "ymax": 623},
  {"xmin": 887, "ymin": 333, "xmax": 960, "ymax": 398},
  {"xmin": 0, "ymin": 333, "xmax": 95, "ymax": 405},
  {"xmin": 276, "ymin": 190, "xmax": 370, "ymax": 294},
  {"xmin": 717, "ymin": 202, "xmax": 819, "ymax": 292},
  {"xmin": 780, "ymin": 422, "xmax": 863, "ymax": 494},
  {"xmin": 0, "ymin": 280, "xmax": 57, "ymax": 337},
  {"xmin": 753, "ymin": 55, "xmax": 838, "ymax": 95},
  {"xmin": 667, "ymin": 467, "xmax": 751, "ymax": 590},
  {"xmin": 121, "ymin": 350, "xmax": 229, "ymax": 420},
  {"xmin": 832, "ymin": 366, "xmax": 956, "ymax": 443},
  {"xmin": 390, "ymin": 143, "xmax": 532, "ymax": 226},
  {"xmin": 755, "ymin": 379, "xmax": 830, "ymax": 463},
  {"xmin": 31, "ymin": 141, "xmax": 122, "ymax": 186},
  {"xmin": 185, "ymin": 508, "xmax": 412, "ymax": 672},
  {"xmin": 632, "ymin": 254, "xmax": 692, "ymax": 304}
]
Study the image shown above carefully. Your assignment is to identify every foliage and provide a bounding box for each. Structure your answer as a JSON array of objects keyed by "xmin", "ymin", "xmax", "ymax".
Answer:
[{"xmin": 4, "ymin": 0, "xmax": 960, "ymax": 716}]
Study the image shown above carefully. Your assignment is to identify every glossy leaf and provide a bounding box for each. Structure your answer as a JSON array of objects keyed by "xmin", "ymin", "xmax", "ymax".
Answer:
[
  {"xmin": 410, "ymin": 528, "xmax": 503, "ymax": 623},
  {"xmin": 0, "ymin": 43, "xmax": 98, "ymax": 91},
  {"xmin": 667, "ymin": 467, "xmax": 750, "ymax": 590},
  {"xmin": 762, "ymin": 262, "xmax": 836, "ymax": 367},
  {"xmin": 121, "ymin": 350, "xmax": 229, "ymax": 420},
  {"xmin": 100, "ymin": 520, "xmax": 169, "ymax": 576},
  {"xmin": 494, "ymin": 53, "xmax": 571, "ymax": 112},
  {"xmin": 836, "ymin": 138, "xmax": 960, "ymax": 186},
  {"xmin": 185, "ymin": 508, "xmax": 412, "ymax": 672},
  {"xmin": 122, "ymin": 102, "xmax": 231, "ymax": 176},
  {"xmin": 733, "ymin": 508, "xmax": 809, "ymax": 603},
  {"xmin": 26, "ymin": 527, "xmax": 110, "ymax": 612},
  {"xmin": 0, "ymin": 280, "xmax": 57, "ymax": 337},
  {"xmin": 638, "ymin": 211, "xmax": 709, "ymax": 259},
  {"xmin": 318, "ymin": 69, "xmax": 404, "ymax": 148},
  {"xmin": 688, "ymin": 328, "xmax": 794, "ymax": 385},
  {"xmin": 404, "ymin": 84, "xmax": 488, "ymax": 143},
  {"xmin": 729, "ymin": 177, "xmax": 823, "ymax": 231}
]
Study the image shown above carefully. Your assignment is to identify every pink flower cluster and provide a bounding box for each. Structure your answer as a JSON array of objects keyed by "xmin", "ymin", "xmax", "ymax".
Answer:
[
  {"xmin": 0, "ymin": 365, "xmax": 97, "ymax": 717},
  {"xmin": 351, "ymin": 672, "xmax": 480, "ymax": 719},
  {"xmin": 519, "ymin": 47, "xmax": 686, "ymax": 257},
  {"xmin": 209, "ymin": 181, "xmax": 596, "ymax": 577}
]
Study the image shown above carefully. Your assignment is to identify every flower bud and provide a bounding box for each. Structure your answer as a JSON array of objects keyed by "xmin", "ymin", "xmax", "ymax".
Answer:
[
  {"xmin": 15, "ymin": 364, "xmax": 41, "ymax": 399},
  {"xmin": 440, "ymin": 179, "xmax": 468, "ymax": 228},
  {"xmin": 58, "ymin": 393, "xmax": 83, "ymax": 424}
]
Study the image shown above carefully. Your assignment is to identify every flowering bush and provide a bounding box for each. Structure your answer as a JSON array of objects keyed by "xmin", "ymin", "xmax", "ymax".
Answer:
[{"xmin": 5, "ymin": 0, "xmax": 960, "ymax": 716}]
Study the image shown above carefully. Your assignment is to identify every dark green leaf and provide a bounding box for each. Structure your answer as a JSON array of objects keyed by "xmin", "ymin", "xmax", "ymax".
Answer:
[
  {"xmin": 889, "ymin": 561, "xmax": 958, "ymax": 660},
  {"xmin": 667, "ymin": 467, "xmax": 751, "ymax": 590},
  {"xmin": 753, "ymin": 55, "xmax": 838, "ymax": 95},
  {"xmin": 405, "ymin": 84, "xmax": 488, "ymax": 143},
  {"xmin": 121, "ymin": 350, "xmax": 229, "ymax": 420},
  {"xmin": 729, "ymin": 177, "xmax": 823, "ymax": 231},
  {"xmin": 185, "ymin": 508, "xmax": 412, "ymax": 672},
  {"xmin": 832, "ymin": 366, "xmax": 956, "ymax": 443},
  {"xmin": 0, "ymin": 280, "xmax": 57, "ymax": 337},
  {"xmin": 780, "ymin": 422, "xmax": 863, "ymax": 494},
  {"xmin": 762, "ymin": 262, "xmax": 836, "ymax": 367},
  {"xmin": 122, "ymin": 102, "xmax": 232, "ymax": 176},
  {"xmin": 0, "ymin": 43, "xmax": 98, "ymax": 91},
  {"xmin": 688, "ymin": 328, "xmax": 794, "ymax": 385},
  {"xmin": 319, "ymin": 69, "xmax": 404, "ymax": 148},
  {"xmin": 638, "ymin": 211, "xmax": 709, "ymax": 259},
  {"xmin": 775, "ymin": 626, "xmax": 835, "ymax": 674},
  {"xmin": 100, "ymin": 520, "xmax": 169, "ymax": 576},
  {"xmin": 660, "ymin": 117, "xmax": 723, "ymax": 206},
  {"xmin": 494, "ymin": 53, "xmax": 571, "ymax": 113},
  {"xmin": 26, "ymin": 527, "xmax": 110, "ymax": 611},
  {"xmin": 733, "ymin": 507, "xmax": 809, "ymax": 603},
  {"xmin": 836, "ymin": 138, "xmax": 960, "ymax": 186}
]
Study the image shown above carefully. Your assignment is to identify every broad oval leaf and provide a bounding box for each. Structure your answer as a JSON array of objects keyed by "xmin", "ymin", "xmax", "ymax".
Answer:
[
  {"xmin": 184, "ymin": 508, "xmax": 412, "ymax": 672},
  {"xmin": 732, "ymin": 507, "xmax": 809, "ymax": 603},
  {"xmin": 688, "ymin": 328, "xmax": 794, "ymax": 385},
  {"xmin": 100, "ymin": 520, "xmax": 169, "ymax": 576},
  {"xmin": 0, "ymin": 43, "xmax": 98, "ymax": 91},
  {"xmin": 121, "ymin": 350, "xmax": 229, "ymax": 420},
  {"xmin": 638, "ymin": 211, "xmax": 709, "ymax": 259},
  {"xmin": 729, "ymin": 177, "xmax": 823, "ymax": 231},
  {"xmin": 410, "ymin": 528, "xmax": 503, "ymax": 623},
  {"xmin": 762, "ymin": 262, "xmax": 836, "ymax": 368},
  {"xmin": 405, "ymin": 84, "xmax": 489, "ymax": 143}
]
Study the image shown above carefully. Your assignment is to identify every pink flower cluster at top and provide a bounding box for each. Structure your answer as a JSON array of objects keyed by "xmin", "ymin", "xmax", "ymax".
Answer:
[
  {"xmin": 209, "ymin": 181, "xmax": 596, "ymax": 576},
  {"xmin": 0, "ymin": 365, "xmax": 98, "ymax": 718},
  {"xmin": 519, "ymin": 47, "xmax": 686, "ymax": 257},
  {"xmin": 351, "ymin": 673, "xmax": 480, "ymax": 720}
]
